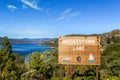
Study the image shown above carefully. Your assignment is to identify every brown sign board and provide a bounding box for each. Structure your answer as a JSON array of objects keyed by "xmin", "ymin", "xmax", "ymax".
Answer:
[{"xmin": 58, "ymin": 36, "xmax": 100, "ymax": 65}]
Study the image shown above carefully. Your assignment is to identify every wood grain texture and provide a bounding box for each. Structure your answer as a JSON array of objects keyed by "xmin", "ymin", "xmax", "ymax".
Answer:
[{"xmin": 58, "ymin": 36, "xmax": 100, "ymax": 65}]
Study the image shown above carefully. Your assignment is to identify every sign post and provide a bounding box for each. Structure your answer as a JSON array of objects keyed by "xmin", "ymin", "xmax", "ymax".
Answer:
[
  {"xmin": 60, "ymin": 64, "xmax": 63, "ymax": 80},
  {"xmin": 58, "ymin": 36, "xmax": 100, "ymax": 79},
  {"xmin": 96, "ymin": 65, "xmax": 99, "ymax": 80}
]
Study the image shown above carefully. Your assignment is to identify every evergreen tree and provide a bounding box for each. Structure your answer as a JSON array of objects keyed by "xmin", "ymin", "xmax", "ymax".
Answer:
[
  {"xmin": 1, "ymin": 36, "xmax": 13, "ymax": 53},
  {"xmin": 21, "ymin": 50, "xmax": 59, "ymax": 80},
  {"xmin": 0, "ymin": 36, "xmax": 16, "ymax": 80}
]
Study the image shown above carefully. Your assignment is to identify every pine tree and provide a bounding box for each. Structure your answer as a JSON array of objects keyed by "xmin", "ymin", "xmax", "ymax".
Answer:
[
  {"xmin": 0, "ymin": 36, "xmax": 16, "ymax": 80},
  {"xmin": 1, "ymin": 36, "xmax": 13, "ymax": 53}
]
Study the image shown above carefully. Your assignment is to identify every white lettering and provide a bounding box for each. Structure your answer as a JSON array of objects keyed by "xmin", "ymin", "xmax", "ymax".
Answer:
[
  {"xmin": 62, "ymin": 39, "xmax": 95, "ymax": 45},
  {"xmin": 73, "ymin": 46, "xmax": 84, "ymax": 51}
]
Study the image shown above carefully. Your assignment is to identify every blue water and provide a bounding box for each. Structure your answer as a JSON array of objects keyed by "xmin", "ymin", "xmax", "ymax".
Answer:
[{"xmin": 1, "ymin": 44, "xmax": 51, "ymax": 56}]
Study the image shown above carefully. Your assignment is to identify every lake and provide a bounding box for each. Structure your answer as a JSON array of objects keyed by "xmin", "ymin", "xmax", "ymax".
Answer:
[{"xmin": 1, "ymin": 44, "xmax": 52, "ymax": 56}]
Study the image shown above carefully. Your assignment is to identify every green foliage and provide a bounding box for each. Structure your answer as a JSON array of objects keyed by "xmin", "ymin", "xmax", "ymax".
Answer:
[
  {"xmin": 74, "ymin": 66, "xmax": 89, "ymax": 75},
  {"xmin": 21, "ymin": 50, "xmax": 59, "ymax": 80},
  {"xmin": 0, "ymin": 36, "xmax": 27, "ymax": 80},
  {"xmin": 14, "ymin": 53, "xmax": 27, "ymax": 79},
  {"xmin": 102, "ymin": 44, "xmax": 120, "ymax": 56},
  {"xmin": 101, "ymin": 29, "xmax": 120, "ymax": 47},
  {"xmin": 0, "ymin": 36, "xmax": 16, "ymax": 80},
  {"xmin": 73, "ymin": 65, "xmax": 96, "ymax": 80},
  {"xmin": 63, "ymin": 76, "xmax": 72, "ymax": 80},
  {"xmin": 1, "ymin": 36, "xmax": 13, "ymax": 53},
  {"xmin": 21, "ymin": 69, "xmax": 43, "ymax": 80},
  {"xmin": 100, "ymin": 76, "xmax": 120, "ymax": 80},
  {"xmin": 74, "ymin": 76, "xmax": 95, "ymax": 80},
  {"xmin": 101, "ymin": 44, "xmax": 120, "ymax": 78},
  {"xmin": 41, "ymin": 38, "xmax": 58, "ymax": 48}
]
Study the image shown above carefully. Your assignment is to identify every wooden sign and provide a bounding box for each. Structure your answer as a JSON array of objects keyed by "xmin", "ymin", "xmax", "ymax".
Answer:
[{"xmin": 58, "ymin": 36, "xmax": 100, "ymax": 65}]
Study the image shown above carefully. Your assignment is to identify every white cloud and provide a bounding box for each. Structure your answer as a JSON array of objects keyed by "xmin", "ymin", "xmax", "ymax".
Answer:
[
  {"xmin": 55, "ymin": 8, "xmax": 80, "ymax": 21},
  {"xmin": 68, "ymin": 12, "xmax": 81, "ymax": 18},
  {"xmin": 7, "ymin": 5, "xmax": 18, "ymax": 12},
  {"xmin": 61, "ymin": 8, "xmax": 72, "ymax": 16},
  {"xmin": 20, "ymin": 0, "xmax": 43, "ymax": 11}
]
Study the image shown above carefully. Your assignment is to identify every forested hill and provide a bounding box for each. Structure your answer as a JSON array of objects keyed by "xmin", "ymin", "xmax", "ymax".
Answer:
[
  {"xmin": 0, "ymin": 38, "xmax": 53, "ymax": 44},
  {"xmin": 41, "ymin": 29, "xmax": 120, "ymax": 48},
  {"xmin": 101, "ymin": 29, "xmax": 120, "ymax": 46}
]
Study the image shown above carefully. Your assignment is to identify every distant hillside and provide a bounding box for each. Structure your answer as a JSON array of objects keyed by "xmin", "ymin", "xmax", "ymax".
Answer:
[
  {"xmin": 0, "ymin": 38, "xmax": 54, "ymax": 44},
  {"xmin": 41, "ymin": 29, "xmax": 120, "ymax": 48},
  {"xmin": 1, "ymin": 29, "xmax": 120, "ymax": 45},
  {"xmin": 101, "ymin": 29, "xmax": 120, "ymax": 46}
]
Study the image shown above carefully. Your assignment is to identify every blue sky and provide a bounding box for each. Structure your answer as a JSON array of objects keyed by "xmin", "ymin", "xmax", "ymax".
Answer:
[{"xmin": 0, "ymin": 0, "xmax": 120, "ymax": 38}]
